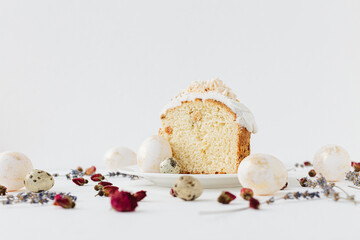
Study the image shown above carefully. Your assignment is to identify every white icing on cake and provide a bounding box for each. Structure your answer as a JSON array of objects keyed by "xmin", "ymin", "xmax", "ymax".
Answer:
[{"xmin": 161, "ymin": 79, "xmax": 258, "ymax": 134}]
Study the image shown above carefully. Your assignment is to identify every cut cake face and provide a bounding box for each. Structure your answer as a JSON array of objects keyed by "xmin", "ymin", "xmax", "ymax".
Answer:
[{"xmin": 159, "ymin": 79, "xmax": 257, "ymax": 174}]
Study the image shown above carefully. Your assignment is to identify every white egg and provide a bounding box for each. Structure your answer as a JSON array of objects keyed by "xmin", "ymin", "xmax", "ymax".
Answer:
[
  {"xmin": 0, "ymin": 151, "xmax": 33, "ymax": 191},
  {"xmin": 237, "ymin": 153, "xmax": 288, "ymax": 196},
  {"xmin": 104, "ymin": 146, "xmax": 137, "ymax": 171},
  {"xmin": 137, "ymin": 135, "xmax": 172, "ymax": 173},
  {"xmin": 313, "ymin": 144, "xmax": 351, "ymax": 182}
]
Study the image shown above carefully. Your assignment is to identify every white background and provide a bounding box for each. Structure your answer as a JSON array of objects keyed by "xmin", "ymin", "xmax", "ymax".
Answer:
[
  {"xmin": 0, "ymin": 0, "xmax": 359, "ymax": 170},
  {"xmin": 1, "ymin": 2, "xmax": 360, "ymax": 240}
]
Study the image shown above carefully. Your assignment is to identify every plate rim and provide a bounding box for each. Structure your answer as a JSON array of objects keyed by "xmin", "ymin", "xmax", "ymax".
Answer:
[{"xmin": 119, "ymin": 165, "xmax": 238, "ymax": 179}]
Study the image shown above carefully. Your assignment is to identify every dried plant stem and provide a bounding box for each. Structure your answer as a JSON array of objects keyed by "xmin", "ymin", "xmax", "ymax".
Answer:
[
  {"xmin": 199, "ymin": 206, "xmax": 250, "ymax": 215},
  {"xmin": 348, "ymin": 186, "xmax": 360, "ymax": 190}
]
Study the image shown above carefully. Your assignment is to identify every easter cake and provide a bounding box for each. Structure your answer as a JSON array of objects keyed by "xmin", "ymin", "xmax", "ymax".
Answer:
[{"xmin": 159, "ymin": 79, "xmax": 257, "ymax": 174}]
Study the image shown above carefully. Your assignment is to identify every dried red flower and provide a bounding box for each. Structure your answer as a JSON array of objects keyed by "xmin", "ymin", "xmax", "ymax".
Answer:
[
  {"xmin": 299, "ymin": 177, "xmax": 308, "ymax": 187},
  {"xmin": 72, "ymin": 177, "xmax": 88, "ymax": 186},
  {"xmin": 98, "ymin": 181, "xmax": 113, "ymax": 187},
  {"xmin": 304, "ymin": 161, "xmax": 312, "ymax": 167},
  {"xmin": 240, "ymin": 188, "xmax": 254, "ymax": 200},
  {"xmin": 91, "ymin": 174, "xmax": 105, "ymax": 182},
  {"xmin": 85, "ymin": 166, "xmax": 96, "ymax": 176},
  {"xmin": 54, "ymin": 194, "xmax": 75, "ymax": 209},
  {"xmin": 111, "ymin": 190, "xmax": 138, "ymax": 212},
  {"xmin": 104, "ymin": 186, "xmax": 119, "ymax": 197},
  {"xmin": 0, "ymin": 185, "xmax": 7, "ymax": 196},
  {"xmin": 133, "ymin": 190, "xmax": 147, "ymax": 202},
  {"xmin": 170, "ymin": 188, "xmax": 177, "ymax": 197},
  {"xmin": 353, "ymin": 162, "xmax": 360, "ymax": 172},
  {"xmin": 249, "ymin": 197, "xmax": 260, "ymax": 210},
  {"xmin": 217, "ymin": 191, "xmax": 236, "ymax": 204}
]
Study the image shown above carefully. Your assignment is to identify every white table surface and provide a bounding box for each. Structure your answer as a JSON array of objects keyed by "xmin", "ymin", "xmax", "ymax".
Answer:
[{"xmin": 1, "ymin": 168, "xmax": 359, "ymax": 240}]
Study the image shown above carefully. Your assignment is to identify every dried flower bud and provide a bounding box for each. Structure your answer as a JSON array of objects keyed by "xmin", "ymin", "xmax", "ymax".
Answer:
[
  {"xmin": 299, "ymin": 177, "xmax": 308, "ymax": 187},
  {"xmin": 353, "ymin": 162, "xmax": 360, "ymax": 172},
  {"xmin": 281, "ymin": 182, "xmax": 288, "ymax": 190},
  {"xmin": 308, "ymin": 169, "xmax": 317, "ymax": 177},
  {"xmin": 304, "ymin": 161, "xmax": 312, "ymax": 167},
  {"xmin": 249, "ymin": 198, "xmax": 260, "ymax": 210},
  {"xmin": 77, "ymin": 166, "xmax": 83, "ymax": 172},
  {"xmin": 85, "ymin": 166, "xmax": 96, "ymax": 175},
  {"xmin": 54, "ymin": 194, "xmax": 75, "ymax": 209},
  {"xmin": 91, "ymin": 174, "xmax": 105, "ymax": 182},
  {"xmin": 98, "ymin": 181, "xmax": 113, "ymax": 187},
  {"xmin": 111, "ymin": 190, "xmax": 138, "ymax": 212},
  {"xmin": 133, "ymin": 190, "xmax": 147, "ymax": 202},
  {"xmin": 217, "ymin": 191, "xmax": 236, "ymax": 204},
  {"xmin": 0, "ymin": 185, "xmax": 7, "ymax": 196},
  {"xmin": 94, "ymin": 185, "xmax": 102, "ymax": 191},
  {"xmin": 72, "ymin": 177, "xmax": 88, "ymax": 186},
  {"xmin": 240, "ymin": 188, "xmax": 254, "ymax": 200},
  {"xmin": 104, "ymin": 186, "xmax": 119, "ymax": 197},
  {"xmin": 96, "ymin": 190, "xmax": 105, "ymax": 197},
  {"xmin": 170, "ymin": 188, "xmax": 177, "ymax": 197}
]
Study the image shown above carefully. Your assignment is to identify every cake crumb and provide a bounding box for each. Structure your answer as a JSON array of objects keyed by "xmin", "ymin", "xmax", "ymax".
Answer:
[{"xmin": 192, "ymin": 111, "xmax": 202, "ymax": 121}]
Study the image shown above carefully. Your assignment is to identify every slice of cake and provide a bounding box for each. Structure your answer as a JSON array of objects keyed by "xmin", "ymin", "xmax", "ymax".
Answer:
[{"xmin": 159, "ymin": 79, "xmax": 257, "ymax": 174}]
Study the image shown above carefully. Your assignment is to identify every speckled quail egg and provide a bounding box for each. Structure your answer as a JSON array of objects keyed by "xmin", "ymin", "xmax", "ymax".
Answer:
[
  {"xmin": 0, "ymin": 151, "xmax": 33, "ymax": 191},
  {"xmin": 137, "ymin": 135, "xmax": 172, "ymax": 173},
  {"xmin": 313, "ymin": 144, "xmax": 351, "ymax": 181},
  {"xmin": 24, "ymin": 169, "xmax": 55, "ymax": 192},
  {"xmin": 173, "ymin": 176, "xmax": 203, "ymax": 201},
  {"xmin": 160, "ymin": 157, "xmax": 181, "ymax": 174}
]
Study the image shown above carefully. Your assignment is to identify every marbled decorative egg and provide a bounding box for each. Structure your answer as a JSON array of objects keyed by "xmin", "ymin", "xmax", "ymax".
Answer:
[
  {"xmin": 0, "ymin": 151, "xmax": 33, "ymax": 191},
  {"xmin": 24, "ymin": 169, "xmax": 54, "ymax": 192},
  {"xmin": 104, "ymin": 146, "xmax": 137, "ymax": 171},
  {"xmin": 160, "ymin": 157, "xmax": 181, "ymax": 174},
  {"xmin": 173, "ymin": 176, "xmax": 203, "ymax": 201},
  {"xmin": 313, "ymin": 144, "xmax": 351, "ymax": 181},
  {"xmin": 137, "ymin": 135, "xmax": 172, "ymax": 173},
  {"xmin": 237, "ymin": 153, "xmax": 288, "ymax": 196}
]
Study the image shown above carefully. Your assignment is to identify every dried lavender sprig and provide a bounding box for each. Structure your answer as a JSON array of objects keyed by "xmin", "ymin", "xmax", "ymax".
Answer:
[
  {"xmin": 52, "ymin": 170, "xmax": 140, "ymax": 180},
  {"xmin": 299, "ymin": 174, "xmax": 359, "ymax": 204},
  {"xmin": 104, "ymin": 171, "xmax": 140, "ymax": 180},
  {"xmin": 345, "ymin": 171, "xmax": 360, "ymax": 186},
  {"xmin": 0, "ymin": 191, "xmax": 77, "ymax": 205}
]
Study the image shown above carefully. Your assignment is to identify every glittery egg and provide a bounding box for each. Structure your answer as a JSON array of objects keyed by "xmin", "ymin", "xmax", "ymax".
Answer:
[
  {"xmin": 24, "ymin": 169, "xmax": 54, "ymax": 192},
  {"xmin": 313, "ymin": 144, "xmax": 351, "ymax": 181},
  {"xmin": 104, "ymin": 146, "xmax": 137, "ymax": 171},
  {"xmin": 173, "ymin": 176, "xmax": 203, "ymax": 201},
  {"xmin": 160, "ymin": 157, "xmax": 181, "ymax": 174},
  {"xmin": 0, "ymin": 151, "xmax": 33, "ymax": 191},
  {"xmin": 237, "ymin": 153, "xmax": 288, "ymax": 196},
  {"xmin": 137, "ymin": 135, "xmax": 172, "ymax": 173}
]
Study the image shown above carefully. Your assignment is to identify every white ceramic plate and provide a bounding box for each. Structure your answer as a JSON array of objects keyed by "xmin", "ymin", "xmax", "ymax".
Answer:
[{"xmin": 119, "ymin": 165, "xmax": 241, "ymax": 189}]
